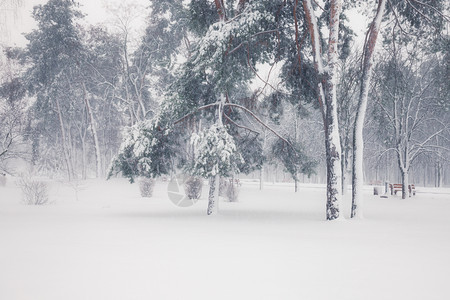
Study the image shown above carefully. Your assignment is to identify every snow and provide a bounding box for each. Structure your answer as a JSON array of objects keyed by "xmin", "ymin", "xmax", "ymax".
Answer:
[{"xmin": 1, "ymin": 177, "xmax": 449, "ymax": 300}]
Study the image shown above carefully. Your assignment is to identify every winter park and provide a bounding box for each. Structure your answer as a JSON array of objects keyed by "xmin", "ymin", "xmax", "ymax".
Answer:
[{"xmin": 0, "ymin": 0, "xmax": 449, "ymax": 299}]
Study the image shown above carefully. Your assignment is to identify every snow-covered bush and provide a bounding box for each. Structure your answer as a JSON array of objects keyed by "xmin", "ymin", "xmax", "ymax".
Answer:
[
  {"xmin": 190, "ymin": 124, "xmax": 244, "ymax": 179},
  {"xmin": 219, "ymin": 178, "xmax": 240, "ymax": 202},
  {"xmin": 139, "ymin": 177, "xmax": 155, "ymax": 197},
  {"xmin": 219, "ymin": 177, "xmax": 228, "ymax": 197},
  {"xmin": 17, "ymin": 177, "xmax": 49, "ymax": 205},
  {"xmin": 184, "ymin": 176, "xmax": 203, "ymax": 200}
]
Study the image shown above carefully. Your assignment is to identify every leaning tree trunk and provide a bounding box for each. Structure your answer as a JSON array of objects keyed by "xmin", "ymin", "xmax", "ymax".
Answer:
[
  {"xmin": 351, "ymin": 0, "xmax": 386, "ymax": 218},
  {"xmin": 207, "ymin": 174, "xmax": 220, "ymax": 215}
]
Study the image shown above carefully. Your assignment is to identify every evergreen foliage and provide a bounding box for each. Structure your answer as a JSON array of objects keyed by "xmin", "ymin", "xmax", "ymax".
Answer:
[
  {"xmin": 272, "ymin": 139, "xmax": 317, "ymax": 182},
  {"xmin": 189, "ymin": 124, "xmax": 243, "ymax": 179},
  {"xmin": 108, "ymin": 119, "xmax": 177, "ymax": 183}
]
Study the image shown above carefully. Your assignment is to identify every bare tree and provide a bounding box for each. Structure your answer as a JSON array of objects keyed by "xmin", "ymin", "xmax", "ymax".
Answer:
[
  {"xmin": 373, "ymin": 50, "xmax": 449, "ymax": 198},
  {"xmin": 0, "ymin": 48, "xmax": 28, "ymax": 171}
]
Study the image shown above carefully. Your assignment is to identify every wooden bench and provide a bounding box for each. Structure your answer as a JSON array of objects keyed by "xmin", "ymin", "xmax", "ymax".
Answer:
[{"xmin": 389, "ymin": 183, "xmax": 416, "ymax": 197}]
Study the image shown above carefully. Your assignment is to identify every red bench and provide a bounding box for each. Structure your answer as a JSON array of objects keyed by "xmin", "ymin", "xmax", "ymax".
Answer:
[{"xmin": 389, "ymin": 183, "xmax": 416, "ymax": 197}]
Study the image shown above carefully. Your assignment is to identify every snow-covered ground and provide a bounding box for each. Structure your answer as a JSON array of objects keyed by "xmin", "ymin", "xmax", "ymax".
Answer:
[{"xmin": 1, "ymin": 177, "xmax": 449, "ymax": 300}]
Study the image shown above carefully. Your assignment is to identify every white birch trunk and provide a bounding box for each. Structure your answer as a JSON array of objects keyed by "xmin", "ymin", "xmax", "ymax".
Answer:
[
  {"xmin": 324, "ymin": 0, "xmax": 343, "ymax": 220},
  {"xmin": 351, "ymin": 0, "xmax": 386, "ymax": 219}
]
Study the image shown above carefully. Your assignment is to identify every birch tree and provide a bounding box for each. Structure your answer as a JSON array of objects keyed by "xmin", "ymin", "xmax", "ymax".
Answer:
[{"xmin": 0, "ymin": 49, "xmax": 28, "ymax": 169}]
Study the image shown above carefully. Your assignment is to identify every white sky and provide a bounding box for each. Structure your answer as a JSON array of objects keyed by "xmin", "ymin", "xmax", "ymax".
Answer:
[
  {"xmin": 4, "ymin": 0, "xmax": 149, "ymax": 47},
  {"xmin": 5, "ymin": 0, "xmax": 368, "ymax": 48}
]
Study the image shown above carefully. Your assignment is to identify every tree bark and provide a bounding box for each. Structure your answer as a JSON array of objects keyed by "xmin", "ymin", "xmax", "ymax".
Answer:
[
  {"xmin": 324, "ymin": 0, "xmax": 343, "ymax": 220},
  {"xmin": 401, "ymin": 168, "xmax": 409, "ymax": 199},
  {"xmin": 207, "ymin": 174, "xmax": 220, "ymax": 215},
  {"xmin": 82, "ymin": 82, "xmax": 102, "ymax": 178},
  {"xmin": 303, "ymin": 0, "xmax": 343, "ymax": 220},
  {"xmin": 259, "ymin": 165, "xmax": 264, "ymax": 190},
  {"xmin": 351, "ymin": 0, "xmax": 386, "ymax": 218},
  {"xmin": 55, "ymin": 98, "xmax": 74, "ymax": 180},
  {"xmin": 214, "ymin": 0, "xmax": 227, "ymax": 21}
]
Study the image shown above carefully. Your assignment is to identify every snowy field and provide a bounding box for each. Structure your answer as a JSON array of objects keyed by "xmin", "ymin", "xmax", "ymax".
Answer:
[{"xmin": 1, "ymin": 177, "xmax": 449, "ymax": 300}]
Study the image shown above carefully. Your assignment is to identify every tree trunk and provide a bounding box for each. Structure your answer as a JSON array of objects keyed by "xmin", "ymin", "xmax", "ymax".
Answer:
[
  {"xmin": 341, "ymin": 151, "xmax": 347, "ymax": 195},
  {"xmin": 214, "ymin": 0, "xmax": 227, "ymax": 21},
  {"xmin": 78, "ymin": 127, "xmax": 87, "ymax": 180},
  {"xmin": 401, "ymin": 168, "xmax": 409, "ymax": 199},
  {"xmin": 437, "ymin": 162, "xmax": 443, "ymax": 188},
  {"xmin": 351, "ymin": 0, "xmax": 386, "ymax": 218},
  {"xmin": 81, "ymin": 138, "xmax": 87, "ymax": 180},
  {"xmin": 207, "ymin": 174, "xmax": 220, "ymax": 215},
  {"xmin": 259, "ymin": 165, "xmax": 264, "ymax": 190},
  {"xmin": 83, "ymin": 83, "xmax": 102, "ymax": 178},
  {"xmin": 324, "ymin": 115, "xmax": 342, "ymax": 220},
  {"xmin": 324, "ymin": 0, "xmax": 343, "ymax": 220},
  {"xmin": 206, "ymin": 94, "xmax": 226, "ymax": 215},
  {"xmin": 55, "ymin": 98, "xmax": 74, "ymax": 180},
  {"xmin": 303, "ymin": 0, "xmax": 343, "ymax": 220}
]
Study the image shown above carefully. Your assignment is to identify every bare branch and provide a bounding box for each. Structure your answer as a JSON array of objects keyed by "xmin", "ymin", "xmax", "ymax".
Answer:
[
  {"xmin": 223, "ymin": 113, "xmax": 260, "ymax": 135},
  {"xmin": 224, "ymin": 103, "xmax": 294, "ymax": 149}
]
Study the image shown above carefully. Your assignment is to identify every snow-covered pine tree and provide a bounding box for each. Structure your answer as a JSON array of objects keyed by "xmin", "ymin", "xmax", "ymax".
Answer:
[
  {"xmin": 272, "ymin": 138, "xmax": 317, "ymax": 191},
  {"xmin": 108, "ymin": 118, "xmax": 177, "ymax": 183},
  {"xmin": 190, "ymin": 121, "xmax": 243, "ymax": 215},
  {"xmin": 25, "ymin": 0, "xmax": 85, "ymax": 180}
]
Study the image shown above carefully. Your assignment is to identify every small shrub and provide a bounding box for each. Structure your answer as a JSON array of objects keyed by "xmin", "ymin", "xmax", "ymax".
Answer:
[
  {"xmin": 218, "ymin": 178, "xmax": 240, "ymax": 202},
  {"xmin": 139, "ymin": 177, "xmax": 155, "ymax": 197},
  {"xmin": 226, "ymin": 181, "xmax": 240, "ymax": 202},
  {"xmin": 184, "ymin": 176, "xmax": 203, "ymax": 200},
  {"xmin": 18, "ymin": 178, "xmax": 49, "ymax": 205},
  {"xmin": 219, "ymin": 178, "xmax": 228, "ymax": 197}
]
